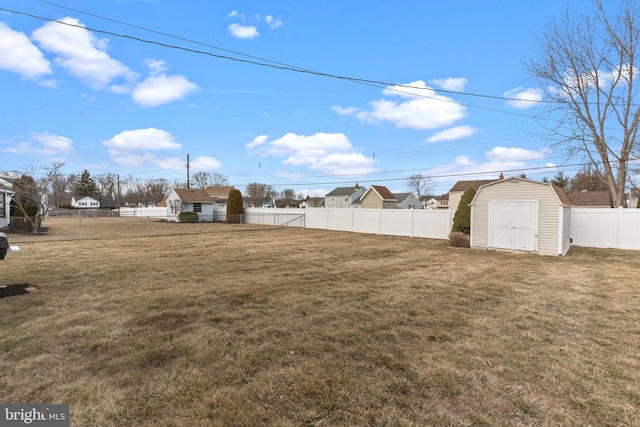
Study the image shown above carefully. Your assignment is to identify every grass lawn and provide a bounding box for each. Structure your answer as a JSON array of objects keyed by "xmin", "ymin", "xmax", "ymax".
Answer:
[{"xmin": 1, "ymin": 219, "xmax": 639, "ymax": 426}]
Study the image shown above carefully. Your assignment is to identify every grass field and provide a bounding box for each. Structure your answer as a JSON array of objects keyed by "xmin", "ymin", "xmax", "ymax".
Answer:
[{"xmin": 1, "ymin": 218, "xmax": 639, "ymax": 426}]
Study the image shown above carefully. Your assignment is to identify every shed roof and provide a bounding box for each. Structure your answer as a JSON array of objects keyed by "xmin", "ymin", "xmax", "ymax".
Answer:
[
  {"xmin": 173, "ymin": 188, "xmax": 214, "ymax": 203},
  {"xmin": 205, "ymin": 186, "xmax": 235, "ymax": 199},
  {"xmin": 472, "ymin": 177, "xmax": 572, "ymax": 206},
  {"xmin": 394, "ymin": 193, "xmax": 415, "ymax": 203},
  {"xmin": 565, "ymin": 190, "xmax": 611, "ymax": 207}
]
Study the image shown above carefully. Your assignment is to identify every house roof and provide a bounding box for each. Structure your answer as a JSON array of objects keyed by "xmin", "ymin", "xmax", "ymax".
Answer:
[
  {"xmin": 394, "ymin": 193, "xmax": 415, "ymax": 203},
  {"xmin": 365, "ymin": 185, "xmax": 397, "ymax": 201},
  {"xmin": 449, "ymin": 179, "xmax": 497, "ymax": 193},
  {"xmin": 438, "ymin": 194, "xmax": 449, "ymax": 201},
  {"xmin": 326, "ymin": 186, "xmax": 359, "ymax": 197},
  {"xmin": 173, "ymin": 188, "xmax": 214, "ymax": 203},
  {"xmin": 205, "ymin": 186, "xmax": 235, "ymax": 199},
  {"xmin": 565, "ymin": 190, "xmax": 611, "ymax": 207}
]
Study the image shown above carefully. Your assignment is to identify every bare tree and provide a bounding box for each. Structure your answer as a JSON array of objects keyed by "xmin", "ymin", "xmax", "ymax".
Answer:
[
  {"xmin": 407, "ymin": 173, "xmax": 432, "ymax": 200},
  {"xmin": 213, "ymin": 172, "xmax": 229, "ymax": 186},
  {"xmin": 569, "ymin": 164, "xmax": 610, "ymax": 191},
  {"xmin": 133, "ymin": 178, "xmax": 170, "ymax": 206},
  {"xmin": 527, "ymin": 0, "xmax": 640, "ymax": 206},
  {"xmin": 11, "ymin": 162, "xmax": 64, "ymax": 234},
  {"xmin": 96, "ymin": 173, "xmax": 118, "ymax": 201},
  {"xmin": 277, "ymin": 188, "xmax": 298, "ymax": 207},
  {"xmin": 245, "ymin": 182, "xmax": 276, "ymax": 206},
  {"xmin": 192, "ymin": 171, "xmax": 213, "ymax": 190}
]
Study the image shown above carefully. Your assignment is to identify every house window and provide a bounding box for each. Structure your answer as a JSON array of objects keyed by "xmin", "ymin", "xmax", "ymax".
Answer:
[
  {"xmin": 344, "ymin": 197, "xmax": 349, "ymax": 203},
  {"xmin": 329, "ymin": 197, "xmax": 335, "ymax": 203},
  {"xmin": 0, "ymin": 194, "xmax": 4, "ymax": 217},
  {"xmin": 193, "ymin": 203, "xmax": 202, "ymax": 213}
]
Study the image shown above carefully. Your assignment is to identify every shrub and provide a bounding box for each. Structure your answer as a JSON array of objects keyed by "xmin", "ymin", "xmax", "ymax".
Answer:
[
  {"xmin": 179, "ymin": 211, "xmax": 200, "ymax": 223},
  {"xmin": 451, "ymin": 187, "xmax": 476, "ymax": 234},
  {"xmin": 448, "ymin": 232, "xmax": 470, "ymax": 248},
  {"xmin": 226, "ymin": 189, "xmax": 244, "ymax": 224}
]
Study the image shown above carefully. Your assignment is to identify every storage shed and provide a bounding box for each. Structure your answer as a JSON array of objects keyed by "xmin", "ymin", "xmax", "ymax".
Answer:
[{"xmin": 470, "ymin": 177, "xmax": 572, "ymax": 256}]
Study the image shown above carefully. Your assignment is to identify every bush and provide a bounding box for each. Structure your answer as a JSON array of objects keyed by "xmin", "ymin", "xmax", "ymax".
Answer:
[
  {"xmin": 226, "ymin": 189, "xmax": 244, "ymax": 224},
  {"xmin": 448, "ymin": 232, "xmax": 470, "ymax": 248},
  {"xmin": 179, "ymin": 211, "xmax": 200, "ymax": 223},
  {"xmin": 451, "ymin": 187, "xmax": 476, "ymax": 234}
]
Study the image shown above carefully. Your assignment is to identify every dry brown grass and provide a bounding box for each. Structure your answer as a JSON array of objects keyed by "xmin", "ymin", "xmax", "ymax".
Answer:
[{"xmin": 1, "ymin": 218, "xmax": 639, "ymax": 426}]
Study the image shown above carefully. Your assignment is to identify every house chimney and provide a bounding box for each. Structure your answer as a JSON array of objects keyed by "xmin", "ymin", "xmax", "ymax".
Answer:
[
  {"xmin": 499, "ymin": 173, "xmax": 504, "ymax": 180},
  {"xmin": 355, "ymin": 182, "xmax": 359, "ymax": 189}
]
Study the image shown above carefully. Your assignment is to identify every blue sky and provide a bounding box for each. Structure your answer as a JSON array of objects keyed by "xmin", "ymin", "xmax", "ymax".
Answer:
[{"xmin": 0, "ymin": 0, "xmax": 588, "ymax": 196}]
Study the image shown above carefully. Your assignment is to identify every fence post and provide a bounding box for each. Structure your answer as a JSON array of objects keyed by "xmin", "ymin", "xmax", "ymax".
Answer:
[{"xmin": 79, "ymin": 214, "xmax": 82, "ymax": 240}]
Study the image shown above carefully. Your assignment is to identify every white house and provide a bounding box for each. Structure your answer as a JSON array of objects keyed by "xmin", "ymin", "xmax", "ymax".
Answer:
[
  {"xmin": 0, "ymin": 178, "xmax": 12, "ymax": 227},
  {"xmin": 166, "ymin": 188, "xmax": 216, "ymax": 221},
  {"xmin": 71, "ymin": 196, "xmax": 100, "ymax": 209}
]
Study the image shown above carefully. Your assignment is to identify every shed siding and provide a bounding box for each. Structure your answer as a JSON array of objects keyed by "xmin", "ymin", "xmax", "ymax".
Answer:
[
  {"xmin": 472, "ymin": 180, "xmax": 561, "ymax": 256},
  {"xmin": 361, "ymin": 192, "xmax": 381, "ymax": 209},
  {"xmin": 561, "ymin": 206, "xmax": 572, "ymax": 255}
]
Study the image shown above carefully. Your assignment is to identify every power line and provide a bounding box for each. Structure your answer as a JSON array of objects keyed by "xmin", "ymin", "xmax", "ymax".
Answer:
[{"xmin": 7, "ymin": 5, "xmax": 547, "ymax": 110}]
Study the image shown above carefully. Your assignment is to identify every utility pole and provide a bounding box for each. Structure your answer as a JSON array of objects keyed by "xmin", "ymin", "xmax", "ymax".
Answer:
[{"xmin": 186, "ymin": 153, "xmax": 190, "ymax": 189}]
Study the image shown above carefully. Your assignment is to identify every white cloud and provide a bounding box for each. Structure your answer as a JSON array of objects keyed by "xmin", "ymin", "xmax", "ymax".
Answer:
[
  {"xmin": 485, "ymin": 146, "xmax": 551, "ymax": 162},
  {"xmin": 430, "ymin": 77, "xmax": 467, "ymax": 92},
  {"xmin": 246, "ymin": 132, "xmax": 376, "ymax": 175},
  {"xmin": 331, "ymin": 105, "xmax": 360, "ymax": 115},
  {"xmin": 337, "ymin": 80, "xmax": 467, "ymax": 130},
  {"xmin": 103, "ymin": 128, "xmax": 181, "ymax": 151},
  {"xmin": 265, "ymin": 16, "xmax": 283, "ymax": 29},
  {"xmin": 427, "ymin": 125, "xmax": 477, "ymax": 143},
  {"xmin": 191, "ymin": 156, "xmax": 221, "ymax": 170},
  {"xmin": 32, "ymin": 17, "xmax": 136, "ymax": 89},
  {"xmin": 228, "ymin": 23, "xmax": 259, "ymax": 39},
  {"xmin": 132, "ymin": 74, "xmax": 198, "ymax": 107},
  {"xmin": 504, "ymin": 87, "xmax": 543, "ymax": 109},
  {"xmin": 103, "ymin": 128, "xmax": 190, "ymax": 167},
  {"xmin": 245, "ymin": 135, "xmax": 269, "ymax": 149},
  {"xmin": 4, "ymin": 133, "xmax": 73, "ymax": 156},
  {"xmin": 0, "ymin": 22, "xmax": 52, "ymax": 80},
  {"xmin": 228, "ymin": 10, "xmax": 244, "ymax": 19}
]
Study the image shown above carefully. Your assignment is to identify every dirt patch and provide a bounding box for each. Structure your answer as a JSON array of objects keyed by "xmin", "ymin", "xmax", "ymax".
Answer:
[{"xmin": 0, "ymin": 283, "xmax": 39, "ymax": 299}]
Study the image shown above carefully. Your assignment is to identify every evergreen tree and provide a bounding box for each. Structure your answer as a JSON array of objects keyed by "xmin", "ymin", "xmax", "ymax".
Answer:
[
  {"xmin": 76, "ymin": 169, "xmax": 99, "ymax": 198},
  {"xmin": 451, "ymin": 187, "xmax": 476, "ymax": 234},
  {"xmin": 226, "ymin": 188, "xmax": 244, "ymax": 223}
]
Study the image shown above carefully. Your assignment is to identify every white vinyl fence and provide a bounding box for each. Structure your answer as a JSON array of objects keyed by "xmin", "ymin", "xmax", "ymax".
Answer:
[
  {"xmin": 570, "ymin": 208, "xmax": 640, "ymax": 250},
  {"xmin": 117, "ymin": 205, "xmax": 640, "ymax": 251}
]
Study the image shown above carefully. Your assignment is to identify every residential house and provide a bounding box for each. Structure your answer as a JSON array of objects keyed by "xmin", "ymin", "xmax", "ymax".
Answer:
[
  {"xmin": 71, "ymin": 196, "xmax": 100, "ymax": 209},
  {"xmin": 448, "ymin": 179, "xmax": 498, "ymax": 215},
  {"xmin": 325, "ymin": 185, "xmax": 366, "ymax": 208},
  {"xmin": 205, "ymin": 186, "xmax": 236, "ymax": 208},
  {"xmin": 394, "ymin": 193, "xmax": 422, "ymax": 209},
  {"xmin": 436, "ymin": 194, "xmax": 449, "ymax": 209},
  {"xmin": 0, "ymin": 177, "xmax": 12, "ymax": 228},
  {"xmin": 166, "ymin": 188, "xmax": 215, "ymax": 221},
  {"xmin": 304, "ymin": 197, "xmax": 325, "ymax": 208},
  {"xmin": 565, "ymin": 190, "xmax": 612, "ymax": 208},
  {"xmin": 421, "ymin": 195, "xmax": 438, "ymax": 210},
  {"xmin": 360, "ymin": 185, "xmax": 397, "ymax": 209}
]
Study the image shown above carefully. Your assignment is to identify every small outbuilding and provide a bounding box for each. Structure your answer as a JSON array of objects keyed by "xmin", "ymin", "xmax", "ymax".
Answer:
[{"xmin": 470, "ymin": 177, "xmax": 572, "ymax": 256}]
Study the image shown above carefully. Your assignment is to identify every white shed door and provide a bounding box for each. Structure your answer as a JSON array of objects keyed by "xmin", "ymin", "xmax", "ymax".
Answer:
[{"xmin": 489, "ymin": 201, "xmax": 537, "ymax": 251}]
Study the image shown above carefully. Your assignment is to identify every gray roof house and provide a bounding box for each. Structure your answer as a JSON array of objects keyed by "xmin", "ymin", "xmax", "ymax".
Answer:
[
  {"xmin": 394, "ymin": 193, "xmax": 421, "ymax": 209},
  {"xmin": 325, "ymin": 185, "xmax": 366, "ymax": 208}
]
